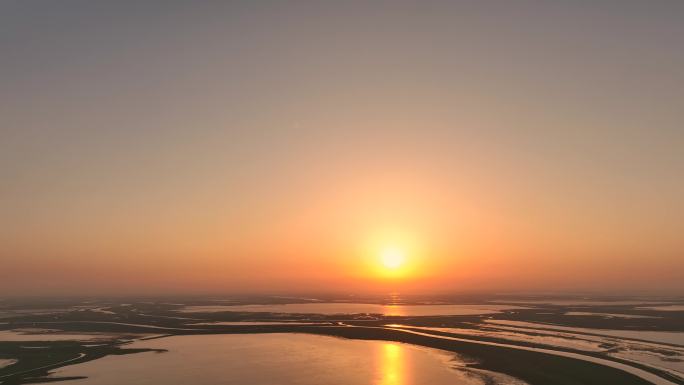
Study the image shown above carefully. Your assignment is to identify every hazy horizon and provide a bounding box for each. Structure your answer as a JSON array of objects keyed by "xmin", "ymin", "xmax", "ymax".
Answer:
[{"xmin": 2, "ymin": 0, "xmax": 683, "ymax": 297}]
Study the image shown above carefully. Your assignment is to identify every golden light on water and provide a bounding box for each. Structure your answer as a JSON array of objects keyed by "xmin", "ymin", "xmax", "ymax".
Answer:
[{"xmin": 376, "ymin": 343, "xmax": 405, "ymax": 385}]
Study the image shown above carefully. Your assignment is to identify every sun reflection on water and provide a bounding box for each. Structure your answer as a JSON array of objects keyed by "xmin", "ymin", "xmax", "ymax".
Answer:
[
  {"xmin": 382, "ymin": 305, "xmax": 404, "ymax": 317},
  {"xmin": 377, "ymin": 343, "xmax": 405, "ymax": 385}
]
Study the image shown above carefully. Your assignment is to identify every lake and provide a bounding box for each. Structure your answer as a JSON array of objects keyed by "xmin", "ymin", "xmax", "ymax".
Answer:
[
  {"xmin": 53, "ymin": 334, "xmax": 526, "ymax": 385},
  {"xmin": 177, "ymin": 303, "xmax": 526, "ymax": 316}
]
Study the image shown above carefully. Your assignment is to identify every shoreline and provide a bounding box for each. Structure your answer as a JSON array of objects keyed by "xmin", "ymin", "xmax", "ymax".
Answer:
[{"xmin": 2, "ymin": 323, "xmax": 683, "ymax": 385}]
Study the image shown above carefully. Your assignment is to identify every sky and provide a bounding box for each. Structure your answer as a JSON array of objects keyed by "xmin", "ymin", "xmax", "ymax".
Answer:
[{"xmin": 1, "ymin": 1, "xmax": 683, "ymax": 296}]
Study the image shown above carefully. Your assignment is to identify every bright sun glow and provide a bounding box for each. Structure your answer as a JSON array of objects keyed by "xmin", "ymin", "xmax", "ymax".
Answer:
[{"xmin": 380, "ymin": 247, "xmax": 406, "ymax": 270}]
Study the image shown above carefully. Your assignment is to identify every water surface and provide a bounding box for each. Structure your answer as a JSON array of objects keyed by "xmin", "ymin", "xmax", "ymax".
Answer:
[
  {"xmin": 178, "ymin": 303, "xmax": 525, "ymax": 316},
  {"xmin": 53, "ymin": 334, "xmax": 526, "ymax": 385},
  {"xmin": 486, "ymin": 320, "xmax": 684, "ymax": 346},
  {"xmin": 0, "ymin": 329, "xmax": 118, "ymax": 342},
  {"xmin": 0, "ymin": 359, "xmax": 17, "ymax": 369}
]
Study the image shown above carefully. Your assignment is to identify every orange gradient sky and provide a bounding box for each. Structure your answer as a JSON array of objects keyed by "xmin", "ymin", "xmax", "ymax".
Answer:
[{"xmin": 1, "ymin": 1, "xmax": 683, "ymax": 296}]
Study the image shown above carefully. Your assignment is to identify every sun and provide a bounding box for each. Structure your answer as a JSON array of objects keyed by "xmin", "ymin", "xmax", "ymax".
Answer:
[{"xmin": 380, "ymin": 246, "xmax": 406, "ymax": 270}]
